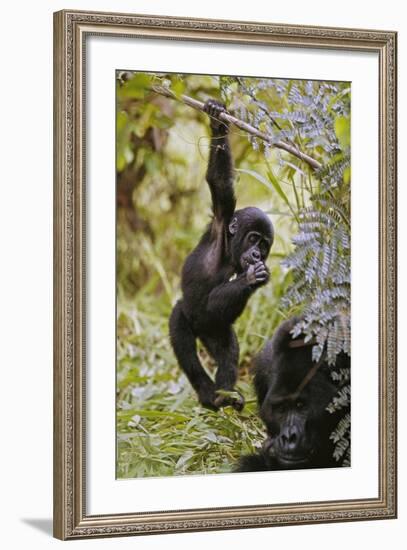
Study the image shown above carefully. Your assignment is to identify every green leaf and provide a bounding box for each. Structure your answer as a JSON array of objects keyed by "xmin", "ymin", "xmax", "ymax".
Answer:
[
  {"xmin": 215, "ymin": 389, "xmax": 241, "ymax": 400},
  {"xmin": 236, "ymin": 168, "xmax": 273, "ymax": 191},
  {"xmin": 124, "ymin": 73, "xmax": 152, "ymax": 99},
  {"xmin": 119, "ymin": 409, "xmax": 190, "ymax": 422},
  {"xmin": 266, "ymin": 169, "xmax": 294, "ymax": 211},
  {"xmin": 237, "ymin": 167, "xmax": 297, "ymax": 220},
  {"xmin": 204, "ymin": 432, "xmax": 218, "ymax": 443},
  {"xmin": 116, "ymin": 110, "xmax": 128, "ymax": 132},
  {"xmin": 334, "ymin": 116, "xmax": 350, "ymax": 149},
  {"xmin": 343, "ymin": 165, "xmax": 351, "ymax": 185},
  {"xmin": 175, "ymin": 451, "xmax": 194, "ymax": 469},
  {"xmin": 170, "ymin": 79, "xmax": 186, "ymax": 98}
]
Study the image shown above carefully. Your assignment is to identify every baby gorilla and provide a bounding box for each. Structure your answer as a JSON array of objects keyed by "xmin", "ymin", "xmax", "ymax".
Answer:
[
  {"xmin": 237, "ymin": 318, "xmax": 350, "ymax": 471},
  {"xmin": 169, "ymin": 100, "xmax": 274, "ymax": 411}
]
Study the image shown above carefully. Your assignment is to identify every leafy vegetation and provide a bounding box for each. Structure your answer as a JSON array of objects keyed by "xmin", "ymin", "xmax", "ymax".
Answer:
[{"xmin": 116, "ymin": 72, "xmax": 351, "ymax": 477}]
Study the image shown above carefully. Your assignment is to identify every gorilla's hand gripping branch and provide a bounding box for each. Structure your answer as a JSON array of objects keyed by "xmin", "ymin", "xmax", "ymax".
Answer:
[{"xmin": 151, "ymin": 85, "xmax": 322, "ymax": 172}]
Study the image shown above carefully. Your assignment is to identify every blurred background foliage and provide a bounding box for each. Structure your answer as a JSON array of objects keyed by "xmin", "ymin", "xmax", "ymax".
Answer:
[{"xmin": 116, "ymin": 72, "xmax": 351, "ymax": 478}]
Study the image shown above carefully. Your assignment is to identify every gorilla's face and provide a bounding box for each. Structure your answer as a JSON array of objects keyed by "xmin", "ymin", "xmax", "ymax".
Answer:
[
  {"xmin": 228, "ymin": 207, "xmax": 273, "ymax": 272},
  {"xmin": 239, "ymin": 230, "xmax": 271, "ymax": 270},
  {"xmin": 261, "ymin": 379, "xmax": 335, "ymax": 468}
]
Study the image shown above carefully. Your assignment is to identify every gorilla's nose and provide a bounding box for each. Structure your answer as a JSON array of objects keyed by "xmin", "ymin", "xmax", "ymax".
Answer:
[
  {"xmin": 280, "ymin": 426, "xmax": 299, "ymax": 451},
  {"xmin": 252, "ymin": 249, "xmax": 261, "ymax": 261}
]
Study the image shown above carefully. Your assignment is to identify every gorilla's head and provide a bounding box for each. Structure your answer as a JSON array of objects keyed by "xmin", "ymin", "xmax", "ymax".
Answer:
[
  {"xmin": 228, "ymin": 207, "xmax": 274, "ymax": 272},
  {"xmin": 235, "ymin": 318, "xmax": 350, "ymax": 473}
]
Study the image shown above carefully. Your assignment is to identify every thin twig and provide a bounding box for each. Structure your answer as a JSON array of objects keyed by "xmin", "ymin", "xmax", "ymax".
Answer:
[{"xmin": 150, "ymin": 85, "xmax": 322, "ymax": 171}]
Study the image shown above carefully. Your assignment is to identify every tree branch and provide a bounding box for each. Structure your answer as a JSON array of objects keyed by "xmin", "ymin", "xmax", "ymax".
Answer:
[{"xmin": 151, "ymin": 85, "xmax": 322, "ymax": 171}]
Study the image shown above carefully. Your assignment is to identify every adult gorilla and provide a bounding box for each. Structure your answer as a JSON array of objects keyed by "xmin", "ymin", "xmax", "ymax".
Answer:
[{"xmin": 237, "ymin": 318, "xmax": 350, "ymax": 471}]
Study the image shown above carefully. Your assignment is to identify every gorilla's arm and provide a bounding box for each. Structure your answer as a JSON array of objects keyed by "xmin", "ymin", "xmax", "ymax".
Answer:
[
  {"xmin": 204, "ymin": 100, "xmax": 236, "ymax": 226},
  {"xmin": 206, "ymin": 275, "xmax": 252, "ymax": 324},
  {"xmin": 206, "ymin": 263, "xmax": 269, "ymax": 323}
]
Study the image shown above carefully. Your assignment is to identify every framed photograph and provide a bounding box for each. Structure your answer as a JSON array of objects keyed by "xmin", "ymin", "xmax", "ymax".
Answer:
[{"xmin": 53, "ymin": 9, "xmax": 397, "ymax": 540}]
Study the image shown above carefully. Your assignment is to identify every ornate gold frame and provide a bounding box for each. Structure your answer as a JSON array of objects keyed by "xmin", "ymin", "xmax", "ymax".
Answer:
[{"xmin": 53, "ymin": 9, "xmax": 397, "ymax": 540}]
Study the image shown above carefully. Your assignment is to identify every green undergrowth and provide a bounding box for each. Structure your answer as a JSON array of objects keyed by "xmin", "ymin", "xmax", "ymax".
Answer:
[{"xmin": 116, "ymin": 265, "xmax": 290, "ymax": 478}]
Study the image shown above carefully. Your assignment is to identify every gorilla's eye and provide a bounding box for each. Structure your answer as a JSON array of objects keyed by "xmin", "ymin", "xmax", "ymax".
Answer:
[
  {"xmin": 273, "ymin": 401, "xmax": 287, "ymax": 413},
  {"xmin": 249, "ymin": 233, "xmax": 258, "ymax": 244},
  {"xmin": 295, "ymin": 400, "xmax": 304, "ymax": 409},
  {"xmin": 259, "ymin": 242, "xmax": 268, "ymax": 256}
]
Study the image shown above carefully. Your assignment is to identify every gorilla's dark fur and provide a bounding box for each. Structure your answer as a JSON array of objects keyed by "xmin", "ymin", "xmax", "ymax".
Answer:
[
  {"xmin": 169, "ymin": 100, "xmax": 274, "ymax": 411},
  {"xmin": 237, "ymin": 318, "xmax": 350, "ymax": 471}
]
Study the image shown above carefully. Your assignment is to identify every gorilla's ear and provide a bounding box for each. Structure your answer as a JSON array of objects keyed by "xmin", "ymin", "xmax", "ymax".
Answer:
[{"xmin": 229, "ymin": 217, "xmax": 238, "ymax": 235}]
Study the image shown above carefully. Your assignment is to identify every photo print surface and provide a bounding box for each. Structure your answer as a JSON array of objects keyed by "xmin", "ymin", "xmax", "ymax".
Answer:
[{"xmin": 116, "ymin": 72, "xmax": 351, "ymax": 479}]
